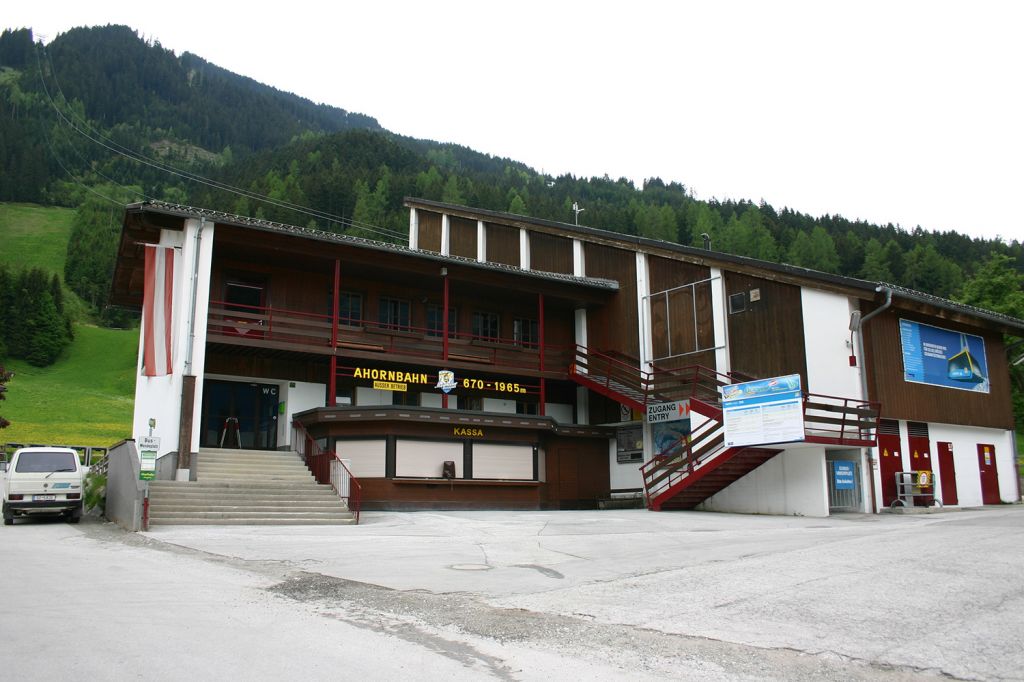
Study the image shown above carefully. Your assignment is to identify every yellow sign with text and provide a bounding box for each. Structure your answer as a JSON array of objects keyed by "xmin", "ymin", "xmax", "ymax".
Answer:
[{"xmin": 374, "ymin": 381, "xmax": 407, "ymax": 392}]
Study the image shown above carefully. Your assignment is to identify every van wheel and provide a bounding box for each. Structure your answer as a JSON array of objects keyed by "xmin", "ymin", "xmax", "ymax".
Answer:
[
  {"xmin": 68, "ymin": 506, "xmax": 83, "ymax": 524},
  {"xmin": 3, "ymin": 515, "xmax": 12, "ymax": 526}
]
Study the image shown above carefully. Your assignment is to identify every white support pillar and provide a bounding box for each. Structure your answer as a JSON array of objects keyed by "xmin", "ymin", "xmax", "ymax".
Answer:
[
  {"xmin": 476, "ymin": 220, "xmax": 486, "ymax": 262},
  {"xmin": 709, "ymin": 266, "xmax": 730, "ymax": 375},
  {"xmin": 440, "ymin": 213, "xmax": 450, "ymax": 256},
  {"xmin": 572, "ymin": 238, "xmax": 585, "ymax": 277},
  {"xmin": 635, "ymin": 252, "xmax": 654, "ymax": 460},
  {"xmin": 408, "ymin": 208, "xmax": 419, "ymax": 250},
  {"xmin": 519, "ymin": 228, "xmax": 530, "ymax": 270}
]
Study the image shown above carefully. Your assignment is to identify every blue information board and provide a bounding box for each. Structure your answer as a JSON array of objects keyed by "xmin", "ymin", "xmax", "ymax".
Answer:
[
  {"xmin": 833, "ymin": 460, "xmax": 855, "ymax": 490},
  {"xmin": 899, "ymin": 319, "xmax": 989, "ymax": 393}
]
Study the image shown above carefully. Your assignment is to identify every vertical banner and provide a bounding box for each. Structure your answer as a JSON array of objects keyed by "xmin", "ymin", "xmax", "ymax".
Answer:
[{"xmin": 143, "ymin": 245, "xmax": 175, "ymax": 376}]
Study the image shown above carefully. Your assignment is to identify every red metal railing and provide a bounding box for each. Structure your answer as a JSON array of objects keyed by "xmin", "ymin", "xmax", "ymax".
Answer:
[
  {"xmin": 208, "ymin": 301, "xmax": 572, "ymax": 372},
  {"xmin": 291, "ymin": 420, "xmax": 361, "ymax": 524}
]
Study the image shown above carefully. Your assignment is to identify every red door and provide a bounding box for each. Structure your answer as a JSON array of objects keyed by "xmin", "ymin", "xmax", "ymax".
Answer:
[
  {"xmin": 877, "ymin": 431, "xmax": 903, "ymax": 507},
  {"xmin": 977, "ymin": 443, "xmax": 1001, "ymax": 504},
  {"xmin": 936, "ymin": 442, "xmax": 958, "ymax": 505},
  {"xmin": 907, "ymin": 428, "xmax": 933, "ymax": 505}
]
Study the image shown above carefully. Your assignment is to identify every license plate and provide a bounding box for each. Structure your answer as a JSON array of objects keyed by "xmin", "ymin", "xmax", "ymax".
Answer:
[{"xmin": 34, "ymin": 494, "xmax": 56, "ymax": 501}]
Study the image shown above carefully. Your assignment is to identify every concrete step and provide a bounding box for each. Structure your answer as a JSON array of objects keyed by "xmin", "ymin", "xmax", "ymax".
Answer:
[
  {"xmin": 150, "ymin": 504, "xmax": 350, "ymax": 514},
  {"xmin": 150, "ymin": 488, "xmax": 340, "ymax": 499},
  {"xmin": 149, "ymin": 510, "xmax": 354, "ymax": 520},
  {"xmin": 150, "ymin": 497, "xmax": 347, "ymax": 508},
  {"xmin": 197, "ymin": 464, "xmax": 310, "ymax": 475},
  {"xmin": 150, "ymin": 480, "xmax": 333, "ymax": 491},
  {"xmin": 198, "ymin": 455, "xmax": 306, "ymax": 465},
  {"xmin": 146, "ymin": 516, "xmax": 358, "ymax": 524}
]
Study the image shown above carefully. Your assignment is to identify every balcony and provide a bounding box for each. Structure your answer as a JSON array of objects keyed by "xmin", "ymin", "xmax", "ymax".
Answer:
[{"xmin": 206, "ymin": 301, "xmax": 573, "ymax": 377}]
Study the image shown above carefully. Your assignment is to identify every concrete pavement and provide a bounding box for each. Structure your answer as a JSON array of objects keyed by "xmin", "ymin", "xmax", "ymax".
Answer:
[{"xmin": 2, "ymin": 506, "xmax": 1021, "ymax": 680}]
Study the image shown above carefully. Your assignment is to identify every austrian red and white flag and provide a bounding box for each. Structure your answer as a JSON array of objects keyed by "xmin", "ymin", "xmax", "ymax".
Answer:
[{"xmin": 142, "ymin": 245, "xmax": 175, "ymax": 376}]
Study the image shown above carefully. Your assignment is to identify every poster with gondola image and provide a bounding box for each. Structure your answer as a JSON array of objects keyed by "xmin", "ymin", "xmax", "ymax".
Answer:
[{"xmin": 898, "ymin": 319, "xmax": 989, "ymax": 393}]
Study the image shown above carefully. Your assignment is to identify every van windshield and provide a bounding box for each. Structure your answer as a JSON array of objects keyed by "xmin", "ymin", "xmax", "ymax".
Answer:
[{"xmin": 15, "ymin": 451, "xmax": 78, "ymax": 473}]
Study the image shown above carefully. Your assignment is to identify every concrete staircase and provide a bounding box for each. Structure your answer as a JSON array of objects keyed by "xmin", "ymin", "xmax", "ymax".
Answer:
[{"xmin": 147, "ymin": 448, "xmax": 355, "ymax": 526}]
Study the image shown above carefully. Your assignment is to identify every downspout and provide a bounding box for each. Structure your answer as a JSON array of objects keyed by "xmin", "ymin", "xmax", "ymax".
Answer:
[
  {"xmin": 184, "ymin": 217, "xmax": 205, "ymax": 376},
  {"xmin": 855, "ymin": 285, "xmax": 892, "ymax": 512},
  {"xmin": 177, "ymin": 217, "xmax": 205, "ymax": 480}
]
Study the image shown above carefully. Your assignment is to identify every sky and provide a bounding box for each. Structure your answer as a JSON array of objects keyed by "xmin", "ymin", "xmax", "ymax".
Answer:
[{"xmin": 6, "ymin": 1, "xmax": 1023, "ymax": 242}]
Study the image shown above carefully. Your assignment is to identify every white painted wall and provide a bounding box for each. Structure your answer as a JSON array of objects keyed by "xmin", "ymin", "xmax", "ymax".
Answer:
[
  {"xmin": 132, "ymin": 219, "xmax": 215, "ymax": 461},
  {"xmin": 928, "ymin": 423, "xmax": 1017, "ymax": 506},
  {"xmin": 698, "ymin": 446, "xmax": 830, "ymax": 517},
  {"xmin": 609, "ymin": 437, "xmax": 644, "ymax": 491},
  {"xmin": 519, "ymin": 229, "xmax": 530, "ymax": 269},
  {"xmin": 544, "ymin": 402, "xmax": 573, "ymax": 424},
  {"xmin": 800, "ymin": 289, "xmax": 862, "ymax": 398},
  {"xmin": 482, "ymin": 398, "xmax": 517, "ymax": 414},
  {"xmin": 283, "ymin": 381, "xmax": 326, "ymax": 447},
  {"xmin": 355, "ymin": 386, "xmax": 393, "ymax": 406}
]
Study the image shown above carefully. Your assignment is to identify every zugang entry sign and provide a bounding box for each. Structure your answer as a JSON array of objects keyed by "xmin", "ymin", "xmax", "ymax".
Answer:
[
  {"xmin": 898, "ymin": 319, "xmax": 989, "ymax": 393},
  {"xmin": 720, "ymin": 374, "xmax": 805, "ymax": 448}
]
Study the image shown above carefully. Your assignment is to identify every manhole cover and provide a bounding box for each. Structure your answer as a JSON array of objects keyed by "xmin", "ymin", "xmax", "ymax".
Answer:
[{"xmin": 449, "ymin": 563, "xmax": 492, "ymax": 571}]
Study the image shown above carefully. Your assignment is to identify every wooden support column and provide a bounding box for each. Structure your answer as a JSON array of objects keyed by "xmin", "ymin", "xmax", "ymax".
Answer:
[
  {"xmin": 329, "ymin": 258, "xmax": 340, "ymax": 407},
  {"xmin": 538, "ymin": 292, "xmax": 546, "ymax": 416}
]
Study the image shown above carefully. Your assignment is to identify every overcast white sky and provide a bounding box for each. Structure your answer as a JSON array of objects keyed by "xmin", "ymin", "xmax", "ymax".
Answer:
[{"xmin": 7, "ymin": 1, "xmax": 1023, "ymax": 241}]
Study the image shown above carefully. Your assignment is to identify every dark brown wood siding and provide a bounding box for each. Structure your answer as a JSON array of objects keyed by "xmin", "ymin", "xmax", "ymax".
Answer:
[
  {"xmin": 486, "ymin": 222, "xmax": 520, "ymax": 267},
  {"xmin": 864, "ymin": 308, "xmax": 1015, "ymax": 429},
  {"xmin": 542, "ymin": 436, "xmax": 611, "ymax": 509},
  {"xmin": 449, "ymin": 216, "xmax": 476, "ymax": 259},
  {"xmin": 417, "ymin": 210, "xmax": 442, "ymax": 253},
  {"xmin": 648, "ymin": 256, "xmax": 715, "ymax": 370},
  {"xmin": 584, "ymin": 244, "xmax": 638, "ymax": 357},
  {"xmin": 530, "ymin": 232, "xmax": 573, "ymax": 275},
  {"xmin": 724, "ymin": 272, "xmax": 807, "ymax": 384}
]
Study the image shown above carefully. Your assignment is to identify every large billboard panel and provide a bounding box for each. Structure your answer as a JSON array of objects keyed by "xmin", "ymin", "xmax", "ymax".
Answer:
[
  {"xmin": 720, "ymin": 374, "xmax": 805, "ymax": 448},
  {"xmin": 898, "ymin": 319, "xmax": 989, "ymax": 394}
]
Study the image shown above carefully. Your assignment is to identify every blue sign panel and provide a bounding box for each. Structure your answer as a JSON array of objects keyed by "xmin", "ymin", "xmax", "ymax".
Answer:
[
  {"xmin": 833, "ymin": 460, "xmax": 856, "ymax": 490},
  {"xmin": 898, "ymin": 319, "xmax": 989, "ymax": 393}
]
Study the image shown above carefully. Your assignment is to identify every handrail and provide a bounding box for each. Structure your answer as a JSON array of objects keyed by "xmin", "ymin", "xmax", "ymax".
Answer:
[{"xmin": 291, "ymin": 420, "xmax": 361, "ymax": 524}]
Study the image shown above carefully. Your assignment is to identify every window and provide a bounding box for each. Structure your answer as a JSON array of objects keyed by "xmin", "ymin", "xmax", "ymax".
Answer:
[
  {"xmin": 513, "ymin": 318, "xmax": 538, "ymax": 347},
  {"xmin": 379, "ymin": 297, "xmax": 411, "ymax": 331},
  {"xmin": 426, "ymin": 304, "xmax": 457, "ymax": 338},
  {"xmin": 461, "ymin": 396, "xmax": 483, "ymax": 411},
  {"xmin": 472, "ymin": 311, "xmax": 500, "ymax": 341},
  {"xmin": 392, "ymin": 390, "xmax": 419, "ymax": 406},
  {"xmin": 728, "ymin": 292, "xmax": 747, "ymax": 314},
  {"xmin": 339, "ymin": 292, "xmax": 363, "ymax": 326},
  {"xmin": 516, "ymin": 401, "xmax": 540, "ymax": 416}
]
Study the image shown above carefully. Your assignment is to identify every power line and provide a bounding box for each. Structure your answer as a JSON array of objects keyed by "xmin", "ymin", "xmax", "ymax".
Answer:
[{"xmin": 35, "ymin": 44, "xmax": 409, "ymax": 243}]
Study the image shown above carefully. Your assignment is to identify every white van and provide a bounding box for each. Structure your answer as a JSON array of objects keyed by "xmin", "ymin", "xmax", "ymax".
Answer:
[{"xmin": 2, "ymin": 447, "xmax": 85, "ymax": 525}]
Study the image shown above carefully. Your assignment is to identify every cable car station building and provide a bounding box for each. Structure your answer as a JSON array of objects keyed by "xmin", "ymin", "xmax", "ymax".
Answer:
[{"xmin": 111, "ymin": 199, "xmax": 1022, "ymax": 517}]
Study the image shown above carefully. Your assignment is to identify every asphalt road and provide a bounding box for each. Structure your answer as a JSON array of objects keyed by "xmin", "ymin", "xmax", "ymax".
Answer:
[{"xmin": 2, "ymin": 506, "xmax": 1021, "ymax": 680}]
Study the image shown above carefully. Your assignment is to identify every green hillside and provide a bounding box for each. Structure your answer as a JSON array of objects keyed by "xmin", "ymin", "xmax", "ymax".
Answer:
[
  {"xmin": 1, "ymin": 324, "xmax": 136, "ymax": 446},
  {"xmin": 1, "ymin": 202, "xmax": 137, "ymax": 447},
  {"xmin": 0, "ymin": 203, "xmax": 75, "ymax": 271}
]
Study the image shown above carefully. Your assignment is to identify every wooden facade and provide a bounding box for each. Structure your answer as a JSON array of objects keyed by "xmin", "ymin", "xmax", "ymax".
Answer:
[
  {"xmin": 724, "ymin": 271, "xmax": 808, "ymax": 386},
  {"xmin": 864, "ymin": 307, "xmax": 1015, "ymax": 429},
  {"xmin": 113, "ymin": 198, "xmax": 1023, "ymax": 513}
]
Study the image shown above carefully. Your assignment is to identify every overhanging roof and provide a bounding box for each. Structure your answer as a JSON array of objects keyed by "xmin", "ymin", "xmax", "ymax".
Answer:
[{"xmin": 111, "ymin": 201, "xmax": 619, "ymax": 307}]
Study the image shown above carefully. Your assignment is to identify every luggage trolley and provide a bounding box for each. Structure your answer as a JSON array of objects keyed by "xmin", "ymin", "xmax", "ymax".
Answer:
[{"xmin": 891, "ymin": 470, "xmax": 942, "ymax": 509}]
